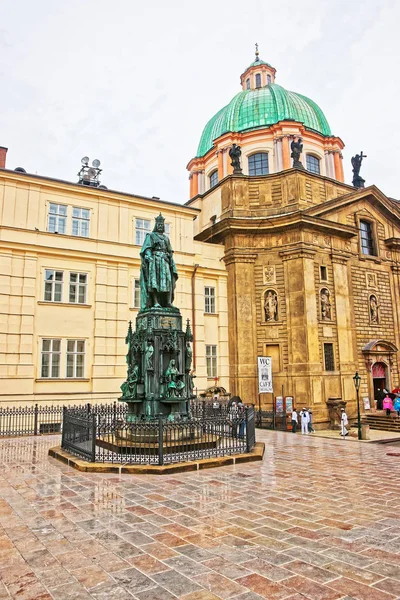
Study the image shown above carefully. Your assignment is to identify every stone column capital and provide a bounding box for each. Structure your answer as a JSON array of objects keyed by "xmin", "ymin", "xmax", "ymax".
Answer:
[
  {"xmin": 331, "ymin": 252, "xmax": 351, "ymax": 265},
  {"xmin": 223, "ymin": 250, "xmax": 258, "ymax": 266}
]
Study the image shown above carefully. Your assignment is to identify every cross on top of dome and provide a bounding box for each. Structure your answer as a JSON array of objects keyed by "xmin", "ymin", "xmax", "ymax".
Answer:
[{"xmin": 240, "ymin": 44, "xmax": 276, "ymax": 90}]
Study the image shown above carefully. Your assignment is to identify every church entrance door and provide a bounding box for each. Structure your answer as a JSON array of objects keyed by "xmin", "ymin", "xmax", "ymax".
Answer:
[{"xmin": 372, "ymin": 362, "xmax": 387, "ymax": 409}]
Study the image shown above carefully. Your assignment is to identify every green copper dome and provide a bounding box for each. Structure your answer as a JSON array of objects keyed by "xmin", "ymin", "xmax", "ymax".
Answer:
[{"xmin": 196, "ymin": 83, "xmax": 332, "ymax": 158}]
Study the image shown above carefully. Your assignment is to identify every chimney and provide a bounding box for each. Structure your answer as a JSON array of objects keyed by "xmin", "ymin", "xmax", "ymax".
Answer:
[{"xmin": 0, "ymin": 147, "xmax": 8, "ymax": 169}]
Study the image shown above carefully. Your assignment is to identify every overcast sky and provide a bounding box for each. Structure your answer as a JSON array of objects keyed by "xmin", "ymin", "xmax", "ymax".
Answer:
[{"xmin": 1, "ymin": 1, "xmax": 399, "ymax": 203}]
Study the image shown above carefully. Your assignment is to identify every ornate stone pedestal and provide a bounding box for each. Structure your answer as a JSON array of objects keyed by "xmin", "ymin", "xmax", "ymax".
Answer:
[{"xmin": 326, "ymin": 397, "xmax": 347, "ymax": 430}]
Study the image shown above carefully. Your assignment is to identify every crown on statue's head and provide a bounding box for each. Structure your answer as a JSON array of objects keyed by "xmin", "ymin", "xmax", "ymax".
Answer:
[{"xmin": 155, "ymin": 213, "xmax": 165, "ymax": 225}]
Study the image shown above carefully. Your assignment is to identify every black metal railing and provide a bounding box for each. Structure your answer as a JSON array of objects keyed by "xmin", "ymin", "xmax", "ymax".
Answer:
[{"xmin": 62, "ymin": 406, "xmax": 256, "ymax": 465}]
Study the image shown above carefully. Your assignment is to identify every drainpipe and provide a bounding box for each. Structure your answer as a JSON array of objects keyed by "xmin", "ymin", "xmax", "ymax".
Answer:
[{"xmin": 191, "ymin": 264, "xmax": 199, "ymax": 370}]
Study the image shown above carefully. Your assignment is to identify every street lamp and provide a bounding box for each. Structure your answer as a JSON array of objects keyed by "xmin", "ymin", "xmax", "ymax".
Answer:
[{"xmin": 353, "ymin": 371, "xmax": 362, "ymax": 440}]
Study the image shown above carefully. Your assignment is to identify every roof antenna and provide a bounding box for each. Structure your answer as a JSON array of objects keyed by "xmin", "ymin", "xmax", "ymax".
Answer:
[{"xmin": 255, "ymin": 42, "xmax": 259, "ymax": 62}]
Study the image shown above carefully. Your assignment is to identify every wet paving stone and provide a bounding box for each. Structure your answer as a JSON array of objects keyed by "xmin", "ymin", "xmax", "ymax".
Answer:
[{"xmin": 0, "ymin": 431, "xmax": 399, "ymax": 599}]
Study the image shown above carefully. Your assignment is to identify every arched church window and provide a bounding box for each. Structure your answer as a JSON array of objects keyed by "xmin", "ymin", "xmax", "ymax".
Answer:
[
  {"xmin": 267, "ymin": 74, "xmax": 271, "ymax": 85},
  {"xmin": 255, "ymin": 73, "xmax": 262, "ymax": 88},
  {"xmin": 306, "ymin": 154, "xmax": 320, "ymax": 174},
  {"xmin": 246, "ymin": 78, "xmax": 250, "ymax": 90},
  {"xmin": 248, "ymin": 153, "xmax": 269, "ymax": 176},
  {"xmin": 320, "ymin": 288, "xmax": 332, "ymax": 320},
  {"xmin": 209, "ymin": 170, "xmax": 218, "ymax": 188},
  {"xmin": 264, "ymin": 290, "xmax": 278, "ymax": 322}
]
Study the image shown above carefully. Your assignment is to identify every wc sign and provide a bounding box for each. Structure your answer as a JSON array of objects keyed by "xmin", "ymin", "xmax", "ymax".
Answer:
[{"xmin": 257, "ymin": 356, "xmax": 273, "ymax": 393}]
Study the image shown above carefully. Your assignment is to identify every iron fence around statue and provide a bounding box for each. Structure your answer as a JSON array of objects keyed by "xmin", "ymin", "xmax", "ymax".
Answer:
[{"xmin": 62, "ymin": 406, "xmax": 256, "ymax": 465}]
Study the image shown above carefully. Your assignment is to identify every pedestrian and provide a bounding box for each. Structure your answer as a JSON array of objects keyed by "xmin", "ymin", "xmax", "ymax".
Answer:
[
  {"xmin": 291, "ymin": 407, "xmax": 298, "ymax": 433},
  {"xmin": 229, "ymin": 401, "xmax": 238, "ymax": 438},
  {"xmin": 394, "ymin": 395, "xmax": 400, "ymax": 418},
  {"xmin": 308, "ymin": 409, "xmax": 315, "ymax": 433},
  {"xmin": 300, "ymin": 408, "xmax": 310, "ymax": 435},
  {"xmin": 237, "ymin": 402, "xmax": 246, "ymax": 439},
  {"xmin": 340, "ymin": 408, "xmax": 348, "ymax": 437},
  {"xmin": 383, "ymin": 393, "xmax": 393, "ymax": 417}
]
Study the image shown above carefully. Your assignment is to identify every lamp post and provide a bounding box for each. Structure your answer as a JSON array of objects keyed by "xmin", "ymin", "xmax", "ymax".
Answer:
[{"xmin": 353, "ymin": 371, "xmax": 362, "ymax": 440}]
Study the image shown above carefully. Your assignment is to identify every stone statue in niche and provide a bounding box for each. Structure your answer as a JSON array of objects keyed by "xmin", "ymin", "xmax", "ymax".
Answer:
[
  {"xmin": 370, "ymin": 294, "xmax": 380, "ymax": 324},
  {"xmin": 145, "ymin": 340, "xmax": 154, "ymax": 370},
  {"xmin": 320, "ymin": 288, "xmax": 332, "ymax": 320},
  {"xmin": 264, "ymin": 290, "xmax": 278, "ymax": 322},
  {"xmin": 185, "ymin": 341, "xmax": 192, "ymax": 372}
]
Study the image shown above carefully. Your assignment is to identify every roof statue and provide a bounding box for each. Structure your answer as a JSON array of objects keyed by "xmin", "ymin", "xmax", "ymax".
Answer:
[
  {"xmin": 290, "ymin": 137, "xmax": 304, "ymax": 169},
  {"xmin": 229, "ymin": 144, "xmax": 242, "ymax": 174},
  {"xmin": 352, "ymin": 151, "xmax": 367, "ymax": 188}
]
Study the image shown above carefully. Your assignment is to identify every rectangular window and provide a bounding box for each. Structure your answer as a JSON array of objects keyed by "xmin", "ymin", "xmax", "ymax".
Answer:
[
  {"xmin": 255, "ymin": 73, "xmax": 261, "ymax": 88},
  {"xmin": 164, "ymin": 223, "xmax": 170, "ymax": 237},
  {"xmin": 72, "ymin": 207, "xmax": 90, "ymax": 237},
  {"xmin": 69, "ymin": 273, "xmax": 87, "ymax": 304},
  {"xmin": 360, "ymin": 220, "xmax": 375, "ymax": 255},
  {"xmin": 133, "ymin": 278, "xmax": 140, "ymax": 308},
  {"xmin": 47, "ymin": 203, "xmax": 67, "ymax": 234},
  {"xmin": 135, "ymin": 218, "xmax": 151, "ymax": 245},
  {"xmin": 66, "ymin": 340, "xmax": 85, "ymax": 378},
  {"xmin": 41, "ymin": 339, "xmax": 61, "ymax": 378},
  {"xmin": 206, "ymin": 345, "xmax": 217, "ymax": 378},
  {"xmin": 320, "ymin": 266, "xmax": 327, "ymax": 281},
  {"xmin": 324, "ymin": 343, "xmax": 335, "ymax": 371},
  {"xmin": 204, "ymin": 287, "xmax": 216, "ymax": 313},
  {"xmin": 44, "ymin": 270, "xmax": 63, "ymax": 302}
]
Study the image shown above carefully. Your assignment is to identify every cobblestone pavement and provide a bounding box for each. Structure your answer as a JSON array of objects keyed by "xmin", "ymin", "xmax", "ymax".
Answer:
[{"xmin": 0, "ymin": 430, "xmax": 399, "ymax": 600}]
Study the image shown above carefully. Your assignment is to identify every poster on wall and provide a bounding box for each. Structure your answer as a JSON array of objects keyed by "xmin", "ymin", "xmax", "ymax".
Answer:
[
  {"xmin": 257, "ymin": 356, "xmax": 273, "ymax": 394},
  {"xmin": 285, "ymin": 396, "xmax": 294, "ymax": 413},
  {"xmin": 275, "ymin": 396, "xmax": 284, "ymax": 412},
  {"xmin": 363, "ymin": 397, "xmax": 371, "ymax": 410}
]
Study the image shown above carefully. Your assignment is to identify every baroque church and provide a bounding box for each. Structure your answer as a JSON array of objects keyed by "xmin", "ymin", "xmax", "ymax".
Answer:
[
  {"xmin": 187, "ymin": 48, "xmax": 400, "ymax": 423},
  {"xmin": 1, "ymin": 48, "xmax": 400, "ymax": 427}
]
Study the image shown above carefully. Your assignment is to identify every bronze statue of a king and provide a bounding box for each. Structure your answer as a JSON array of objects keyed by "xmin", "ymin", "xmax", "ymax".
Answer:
[{"xmin": 119, "ymin": 213, "xmax": 195, "ymax": 421}]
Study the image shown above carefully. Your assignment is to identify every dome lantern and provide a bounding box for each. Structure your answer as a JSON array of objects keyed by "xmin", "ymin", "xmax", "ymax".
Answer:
[{"xmin": 240, "ymin": 44, "xmax": 277, "ymax": 91}]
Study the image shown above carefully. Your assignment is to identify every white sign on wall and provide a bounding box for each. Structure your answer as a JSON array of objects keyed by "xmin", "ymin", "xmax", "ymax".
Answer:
[{"xmin": 257, "ymin": 356, "xmax": 273, "ymax": 394}]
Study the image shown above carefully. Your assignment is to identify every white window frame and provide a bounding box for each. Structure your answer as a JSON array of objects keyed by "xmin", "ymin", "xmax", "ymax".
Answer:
[
  {"xmin": 204, "ymin": 287, "xmax": 216, "ymax": 314},
  {"xmin": 66, "ymin": 340, "xmax": 86, "ymax": 378},
  {"xmin": 133, "ymin": 278, "xmax": 140, "ymax": 308},
  {"xmin": 206, "ymin": 345, "xmax": 217, "ymax": 378},
  {"xmin": 135, "ymin": 218, "xmax": 151, "ymax": 245},
  {"xmin": 69, "ymin": 273, "xmax": 88, "ymax": 304},
  {"xmin": 44, "ymin": 270, "xmax": 64, "ymax": 302},
  {"xmin": 47, "ymin": 203, "xmax": 67, "ymax": 234},
  {"xmin": 72, "ymin": 207, "xmax": 90, "ymax": 237},
  {"xmin": 41, "ymin": 339, "xmax": 61, "ymax": 378}
]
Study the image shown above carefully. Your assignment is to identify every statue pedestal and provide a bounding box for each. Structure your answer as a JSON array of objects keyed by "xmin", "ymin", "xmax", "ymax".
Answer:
[
  {"xmin": 326, "ymin": 397, "xmax": 347, "ymax": 430},
  {"xmin": 120, "ymin": 306, "xmax": 193, "ymax": 421},
  {"xmin": 353, "ymin": 175, "xmax": 365, "ymax": 188}
]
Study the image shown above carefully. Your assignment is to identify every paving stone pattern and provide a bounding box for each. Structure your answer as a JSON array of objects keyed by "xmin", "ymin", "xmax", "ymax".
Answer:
[{"xmin": 0, "ymin": 431, "xmax": 399, "ymax": 599}]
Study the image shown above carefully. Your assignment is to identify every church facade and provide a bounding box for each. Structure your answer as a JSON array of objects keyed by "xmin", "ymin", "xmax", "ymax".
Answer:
[{"xmin": 187, "ymin": 51, "xmax": 400, "ymax": 425}]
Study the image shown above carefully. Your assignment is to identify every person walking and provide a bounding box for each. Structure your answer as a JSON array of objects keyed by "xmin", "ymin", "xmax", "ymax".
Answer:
[
  {"xmin": 237, "ymin": 401, "xmax": 246, "ymax": 439},
  {"xmin": 291, "ymin": 408, "xmax": 298, "ymax": 433},
  {"xmin": 394, "ymin": 395, "xmax": 400, "ymax": 418},
  {"xmin": 300, "ymin": 408, "xmax": 310, "ymax": 435},
  {"xmin": 383, "ymin": 394, "xmax": 393, "ymax": 417},
  {"xmin": 340, "ymin": 408, "xmax": 348, "ymax": 437},
  {"xmin": 308, "ymin": 409, "xmax": 315, "ymax": 434},
  {"xmin": 229, "ymin": 401, "xmax": 239, "ymax": 438}
]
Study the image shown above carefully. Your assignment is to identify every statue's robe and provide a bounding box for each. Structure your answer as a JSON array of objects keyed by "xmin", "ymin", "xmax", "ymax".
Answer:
[{"xmin": 140, "ymin": 232, "xmax": 178, "ymax": 308}]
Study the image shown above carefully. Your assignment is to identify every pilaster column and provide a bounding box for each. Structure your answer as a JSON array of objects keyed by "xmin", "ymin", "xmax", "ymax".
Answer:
[
  {"xmin": 198, "ymin": 170, "xmax": 205, "ymax": 194},
  {"xmin": 331, "ymin": 253, "xmax": 356, "ymax": 376},
  {"xmin": 333, "ymin": 151, "xmax": 344, "ymax": 182},
  {"xmin": 192, "ymin": 172, "xmax": 199, "ymax": 196},
  {"xmin": 280, "ymin": 247, "xmax": 321, "ymax": 407},
  {"xmin": 222, "ymin": 148, "xmax": 228, "ymax": 177},
  {"xmin": 282, "ymin": 136, "xmax": 290, "ymax": 170},
  {"xmin": 217, "ymin": 150, "xmax": 224, "ymax": 180},
  {"xmin": 223, "ymin": 250, "xmax": 258, "ymax": 399},
  {"xmin": 274, "ymin": 138, "xmax": 283, "ymax": 172},
  {"xmin": 189, "ymin": 174, "xmax": 194, "ymax": 198},
  {"xmin": 391, "ymin": 265, "xmax": 400, "ymax": 374}
]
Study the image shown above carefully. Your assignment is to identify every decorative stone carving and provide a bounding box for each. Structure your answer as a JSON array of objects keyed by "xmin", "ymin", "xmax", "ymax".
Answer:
[
  {"xmin": 145, "ymin": 340, "xmax": 154, "ymax": 371},
  {"xmin": 263, "ymin": 265, "xmax": 276, "ymax": 284},
  {"xmin": 369, "ymin": 294, "xmax": 380, "ymax": 324},
  {"xmin": 320, "ymin": 288, "xmax": 332, "ymax": 320},
  {"xmin": 264, "ymin": 290, "xmax": 278, "ymax": 322},
  {"xmin": 366, "ymin": 272, "xmax": 377, "ymax": 289}
]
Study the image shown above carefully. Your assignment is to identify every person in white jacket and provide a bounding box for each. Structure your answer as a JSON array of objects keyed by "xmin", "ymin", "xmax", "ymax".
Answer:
[
  {"xmin": 300, "ymin": 408, "xmax": 310, "ymax": 435},
  {"xmin": 340, "ymin": 408, "xmax": 348, "ymax": 437}
]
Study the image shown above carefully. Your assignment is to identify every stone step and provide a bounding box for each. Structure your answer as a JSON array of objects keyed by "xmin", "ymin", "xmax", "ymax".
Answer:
[{"xmin": 359, "ymin": 413, "xmax": 400, "ymax": 432}]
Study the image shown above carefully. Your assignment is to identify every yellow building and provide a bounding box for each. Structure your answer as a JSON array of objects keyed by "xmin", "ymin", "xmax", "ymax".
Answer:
[
  {"xmin": 0, "ymin": 153, "xmax": 229, "ymax": 406},
  {"xmin": 187, "ymin": 51, "xmax": 400, "ymax": 425}
]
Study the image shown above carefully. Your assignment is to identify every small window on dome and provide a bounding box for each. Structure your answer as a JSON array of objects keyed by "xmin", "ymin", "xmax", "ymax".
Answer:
[
  {"xmin": 267, "ymin": 74, "xmax": 271, "ymax": 85},
  {"xmin": 209, "ymin": 170, "xmax": 218, "ymax": 188},
  {"xmin": 248, "ymin": 153, "xmax": 269, "ymax": 176},
  {"xmin": 255, "ymin": 73, "xmax": 261, "ymax": 88},
  {"xmin": 246, "ymin": 78, "xmax": 250, "ymax": 90},
  {"xmin": 306, "ymin": 154, "xmax": 320, "ymax": 175}
]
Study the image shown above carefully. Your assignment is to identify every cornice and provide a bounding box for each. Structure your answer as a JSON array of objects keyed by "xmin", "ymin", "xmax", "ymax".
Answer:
[
  {"xmin": 223, "ymin": 250, "xmax": 258, "ymax": 266},
  {"xmin": 279, "ymin": 246, "xmax": 316, "ymax": 261}
]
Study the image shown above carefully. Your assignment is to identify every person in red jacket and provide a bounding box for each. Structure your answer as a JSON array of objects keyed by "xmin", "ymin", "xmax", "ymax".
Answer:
[{"xmin": 383, "ymin": 394, "xmax": 393, "ymax": 417}]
